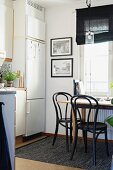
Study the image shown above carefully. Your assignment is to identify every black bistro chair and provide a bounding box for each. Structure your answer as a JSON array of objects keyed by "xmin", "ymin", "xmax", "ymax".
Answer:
[
  {"xmin": 52, "ymin": 92, "xmax": 72, "ymax": 151},
  {"xmin": 70, "ymin": 95, "xmax": 109, "ymax": 165}
]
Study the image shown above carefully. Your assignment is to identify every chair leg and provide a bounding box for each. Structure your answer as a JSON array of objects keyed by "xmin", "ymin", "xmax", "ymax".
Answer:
[
  {"xmin": 70, "ymin": 128, "xmax": 78, "ymax": 160},
  {"xmin": 82, "ymin": 130, "xmax": 87, "ymax": 153},
  {"xmin": 105, "ymin": 130, "xmax": 109, "ymax": 156},
  {"xmin": 70, "ymin": 121, "xmax": 72, "ymax": 144},
  {"xmin": 93, "ymin": 134, "xmax": 96, "ymax": 166},
  {"xmin": 82, "ymin": 130, "xmax": 85, "ymax": 144},
  {"xmin": 66, "ymin": 122, "xmax": 69, "ymax": 152},
  {"xmin": 52, "ymin": 121, "xmax": 59, "ymax": 146},
  {"xmin": 84, "ymin": 131, "xmax": 87, "ymax": 153}
]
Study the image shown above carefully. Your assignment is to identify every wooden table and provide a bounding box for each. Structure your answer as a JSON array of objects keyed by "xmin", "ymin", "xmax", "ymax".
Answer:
[
  {"xmin": 59, "ymin": 98, "xmax": 113, "ymax": 112},
  {"xmin": 72, "ymin": 99, "xmax": 113, "ymax": 120},
  {"xmin": 58, "ymin": 98, "xmax": 113, "ymax": 139}
]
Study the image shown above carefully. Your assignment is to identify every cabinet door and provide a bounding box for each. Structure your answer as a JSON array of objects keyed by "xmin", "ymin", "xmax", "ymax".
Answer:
[
  {"xmin": 26, "ymin": 16, "xmax": 45, "ymax": 41},
  {"xmin": 0, "ymin": 4, "xmax": 13, "ymax": 59},
  {"xmin": 0, "ymin": 94, "xmax": 15, "ymax": 170},
  {"xmin": 25, "ymin": 99, "xmax": 45, "ymax": 136},
  {"xmin": 26, "ymin": 40, "xmax": 45, "ymax": 99},
  {"xmin": 16, "ymin": 90, "xmax": 26, "ymax": 136}
]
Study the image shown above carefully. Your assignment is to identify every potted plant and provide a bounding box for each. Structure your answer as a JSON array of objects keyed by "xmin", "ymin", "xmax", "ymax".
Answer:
[
  {"xmin": 0, "ymin": 71, "xmax": 5, "ymax": 87},
  {"xmin": 3, "ymin": 71, "xmax": 17, "ymax": 87},
  {"xmin": 110, "ymin": 82, "xmax": 113, "ymax": 104},
  {"xmin": 105, "ymin": 115, "xmax": 113, "ymax": 127},
  {"xmin": 105, "ymin": 82, "xmax": 113, "ymax": 127}
]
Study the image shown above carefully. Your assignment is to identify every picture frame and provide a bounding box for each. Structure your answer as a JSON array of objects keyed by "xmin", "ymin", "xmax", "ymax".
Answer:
[
  {"xmin": 51, "ymin": 58, "xmax": 73, "ymax": 77},
  {"xmin": 50, "ymin": 37, "xmax": 72, "ymax": 56}
]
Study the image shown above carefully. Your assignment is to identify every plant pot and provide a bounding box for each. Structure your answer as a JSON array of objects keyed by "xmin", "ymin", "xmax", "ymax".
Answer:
[
  {"xmin": 0, "ymin": 83, "xmax": 5, "ymax": 88},
  {"xmin": 7, "ymin": 81, "xmax": 13, "ymax": 87},
  {"xmin": 0, "ymin": 78, "xmax": 3, "ymax": 83}
]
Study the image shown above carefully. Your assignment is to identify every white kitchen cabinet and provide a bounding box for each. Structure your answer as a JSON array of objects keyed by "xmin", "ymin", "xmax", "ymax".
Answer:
[
  {"xmin": 16, "ymin": 89, "xmax": 26, "ymax": 136},
  {"xmin": 0, "ymin": 4, "xmax": 13, "ymax": 59},
  {"xmin": 26, "ymin": 15, "xmax": 45, "ymax": 41},
  {"xmin": 12, "ymin": 0, "xmax": 46, "ymax": 138},
  {"xmin": 13, "ymin": 0, "xmax": 45, "ymax": 77},
  {"xmin": 26, "ymin": 99, "xmax": 45, "ymax": 136},
  {"xmin": 13, "ymin": 0, "xmax": 45, "ymax": 38}
]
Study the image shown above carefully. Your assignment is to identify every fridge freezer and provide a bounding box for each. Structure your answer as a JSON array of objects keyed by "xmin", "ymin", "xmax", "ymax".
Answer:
[
  {"xmin": 25, "ymin": 99, "xmax": 45, "ymax": 136},
  {"xmin": 25, "ymin": 39, "xmax": 45, "ymax": 136}
]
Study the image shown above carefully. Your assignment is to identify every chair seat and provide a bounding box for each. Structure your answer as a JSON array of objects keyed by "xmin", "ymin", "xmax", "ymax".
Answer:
[
  {"xmin": 59, "ymin": 118, "xmax": 71, "ymax": 123},
  {"xmin": 78, "ymin": 122, "xmax": 107, "ymax": 131}
]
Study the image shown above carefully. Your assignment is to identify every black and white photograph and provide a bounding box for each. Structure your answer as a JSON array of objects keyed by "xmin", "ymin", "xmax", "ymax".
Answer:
[
  {"xmin": 51, "ymin": 58, "xmax": 73, "ymax": 77},
  {"xmin": 50, "ymin": 37, "xmax": 72, "ymax": 56}
]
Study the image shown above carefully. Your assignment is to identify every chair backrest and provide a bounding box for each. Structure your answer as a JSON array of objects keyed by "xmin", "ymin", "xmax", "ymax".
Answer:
[
  {"xmin": 71, "ymin": 95, "xmax": 99, "ymax": 130},
  {"xmin": 53, "ymin": 92, "xmax": 72, "ymax": 120}
]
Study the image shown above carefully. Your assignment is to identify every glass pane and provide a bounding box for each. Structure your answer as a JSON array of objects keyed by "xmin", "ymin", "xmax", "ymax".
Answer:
[{"xmin": 84, "ymin": 42, "xmax": 109, "ymax": 94}]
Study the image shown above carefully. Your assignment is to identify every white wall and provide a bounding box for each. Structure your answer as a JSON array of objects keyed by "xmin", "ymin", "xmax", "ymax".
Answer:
[
  {"xmin": 0, "ymin": 0, "xmax": 13, "ymax": 7},
  {"xmin": 45, "ymin": 1, "xmax": 113, "ymax": 134},
  {"xmin": 45, "ymin": 4, "xmax": 78, "ymax": 134}
]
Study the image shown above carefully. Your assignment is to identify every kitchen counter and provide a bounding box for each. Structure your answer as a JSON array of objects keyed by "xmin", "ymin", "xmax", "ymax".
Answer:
[
  {"xmin": 0, "ymin": 90, "xmax": 16, "ymax": 95},
  {"xmin": 0, "ymin": 87, "xmax": 26, "ymax": 95}
]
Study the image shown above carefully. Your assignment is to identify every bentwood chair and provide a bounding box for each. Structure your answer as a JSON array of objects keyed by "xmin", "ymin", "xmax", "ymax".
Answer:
[
  {"xmin": 52, "ymin": 92, "xmax": 72, "ymax": 151},
  {"xmin": 70, "ymin": 95, "xmax": 109, "ymax": 165}
]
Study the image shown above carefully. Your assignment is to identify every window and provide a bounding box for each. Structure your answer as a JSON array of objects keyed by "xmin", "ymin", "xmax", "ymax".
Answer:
[{"xmin": 80, "ymin": 42, "xmax": 113, "ymax": 96}]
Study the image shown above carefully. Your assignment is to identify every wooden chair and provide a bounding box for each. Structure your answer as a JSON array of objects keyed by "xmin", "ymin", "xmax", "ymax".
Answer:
[{"xmin": 70, "ymin": 95, "xmax": 109, "ymax": 165}]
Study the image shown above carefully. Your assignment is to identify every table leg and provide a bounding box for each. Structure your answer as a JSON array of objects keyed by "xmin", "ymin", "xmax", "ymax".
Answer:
[
  {"xmin": 82, "ymin": 108, "xmax": 86, "ymax": 122},
  {"xmin": 72, "ymin": 108, "xmax": 86, "ymax": 141},
  {"xmin": 72, "ymin": 110, "xmax": 75, "ymax": 140}
]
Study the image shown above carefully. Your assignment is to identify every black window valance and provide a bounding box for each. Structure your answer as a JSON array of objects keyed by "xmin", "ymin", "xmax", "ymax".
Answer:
[{"xmin": 76, "ymin": 4, "xmax": 113, "ymax": 45}]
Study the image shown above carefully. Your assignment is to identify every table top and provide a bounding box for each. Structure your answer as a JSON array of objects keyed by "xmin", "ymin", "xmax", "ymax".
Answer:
[{"xmin": 58, "ymin": 98, "xmax": 113, "ymax": 110}]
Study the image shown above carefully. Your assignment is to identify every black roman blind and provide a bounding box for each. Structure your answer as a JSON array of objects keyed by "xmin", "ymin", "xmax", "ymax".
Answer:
[{"xmin": 76, "ymin": 4, "xmax": 113, "ymax": 45}]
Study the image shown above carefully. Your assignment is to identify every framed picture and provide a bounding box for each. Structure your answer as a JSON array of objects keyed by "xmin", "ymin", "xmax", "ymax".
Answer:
[
  {"xmin": 50, "ymin": 37, "xmax": 72, "ymax": 56},
  {"xmin": 51, "ymin": 58, "xmax": 73, "ymax": 77}
]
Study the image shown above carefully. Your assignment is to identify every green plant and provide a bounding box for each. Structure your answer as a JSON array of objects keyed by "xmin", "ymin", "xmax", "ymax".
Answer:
[
  {"xmin": 3, "ymin": 71, "xmax": 17, "ymax": 81},
  {"xmin": 105, "ymin": 82, "xmax": 113, "ymax": 126},
  {"xmin": 105, "ymin": 115, "xmax": 113, "ymax": 127},
  {"xmin": 110, "ymin": 82, "xmax": 113, "ymax": 89}
]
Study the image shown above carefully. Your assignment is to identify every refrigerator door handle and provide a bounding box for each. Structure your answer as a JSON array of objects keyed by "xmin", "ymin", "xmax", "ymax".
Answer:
[
  {"xmin": 33, "ymin": 43, "xmax": 37, "ymax": 59},
  {"xmin": 26, "ymin": 101, "xmax": 30, "ymax": 114}
]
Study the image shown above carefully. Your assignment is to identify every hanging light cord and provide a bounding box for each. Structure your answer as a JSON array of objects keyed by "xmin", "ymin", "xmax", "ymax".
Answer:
[
  {"xmin": 86, "ymin": 0, "xmax": 91, "ymax": 32},
  {"xmin": 86, "ymin": 0, "xmax": 91, "ymax": 8}
]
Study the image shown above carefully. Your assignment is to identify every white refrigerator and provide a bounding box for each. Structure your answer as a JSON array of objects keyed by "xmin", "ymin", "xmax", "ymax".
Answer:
[{"xmin": 25, "ymin": 39, "xmax": 45, "ymax": 136}]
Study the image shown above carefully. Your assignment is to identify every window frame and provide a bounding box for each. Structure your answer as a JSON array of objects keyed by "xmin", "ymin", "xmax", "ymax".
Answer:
[{"xmin": 79, "ymin": 41, "xmax": 113, "ymax": 97}]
